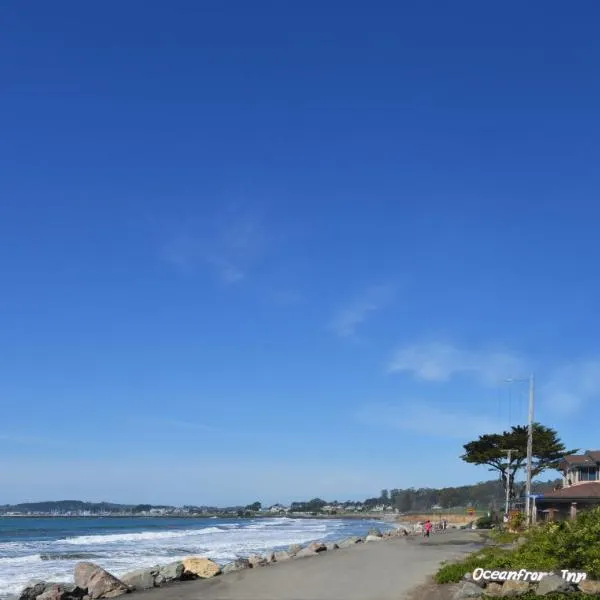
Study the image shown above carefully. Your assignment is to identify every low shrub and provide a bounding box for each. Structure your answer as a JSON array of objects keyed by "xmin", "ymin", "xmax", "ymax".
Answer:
[
  {"xmin": 489, "ymin": 529, "xmax": 519, "ymax": 544},
  {"xmin": 476, "ymin": 514, "xmax": 494, "ymax": 529},
  {"xmin": 435, "ymin": 548, "xmax": 512, "ymax": 583},
  {"xmin": 436, "ymin": 506, "xmax": 600, "ymax": 584}
]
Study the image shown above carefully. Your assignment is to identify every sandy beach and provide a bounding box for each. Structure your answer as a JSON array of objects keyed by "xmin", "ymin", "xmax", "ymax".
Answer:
[{"xmin": 130, "ymin": 530, "xmax": 484, "ymax": 600}]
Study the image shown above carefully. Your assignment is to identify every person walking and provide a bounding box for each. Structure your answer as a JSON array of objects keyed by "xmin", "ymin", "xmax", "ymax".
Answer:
[{"xmin": 424, "ymin": 519, "xmax": 432, "ymax": 539}]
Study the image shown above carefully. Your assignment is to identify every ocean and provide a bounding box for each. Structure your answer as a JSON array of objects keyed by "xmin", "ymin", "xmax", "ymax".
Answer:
[{"xmin": 0, "ymin": 516, "xmax": 394, "ymax": 598}]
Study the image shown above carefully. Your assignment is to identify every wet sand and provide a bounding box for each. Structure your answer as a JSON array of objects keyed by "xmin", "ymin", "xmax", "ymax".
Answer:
[{"xmin": 133, "ymin": 530, "xmax": 484, "ymax": 600}]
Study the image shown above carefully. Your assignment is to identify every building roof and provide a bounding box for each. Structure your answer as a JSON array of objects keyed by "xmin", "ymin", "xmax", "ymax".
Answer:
[
  {"xmin": 562, "ymin": 454, "xmax": 596, "ymax": 465},
  {"xmin": 560, "ymin": 451, "xmax": 600, "ymax": 469},
  {"xmin": 541, "ymin": 482, "xmax": 600, "ymax": 500}
]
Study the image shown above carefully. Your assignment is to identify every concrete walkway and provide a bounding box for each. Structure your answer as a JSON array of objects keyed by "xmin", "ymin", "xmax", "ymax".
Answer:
[{"xmin": 134, "ymin": 531, "xmax": 484, "ymax": 600}]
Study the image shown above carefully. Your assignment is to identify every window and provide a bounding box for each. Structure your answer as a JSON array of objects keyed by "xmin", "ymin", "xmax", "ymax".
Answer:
[{"xmin": 578, "ymin": 467, "xmax": 598, "ymax": 481}]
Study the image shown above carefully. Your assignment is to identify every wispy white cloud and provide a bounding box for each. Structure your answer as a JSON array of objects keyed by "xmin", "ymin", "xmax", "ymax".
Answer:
[
  {"xmin": 542, "ymin": 359, "xmax": 600, "ymax": 416},
  {"xmin": 162, "ymin": 213, "xmax": 265, "ymax": 284},
  {"xmin": 330, "ymin": 285, "xmax": 394, "ymax": 338},
  {"xmin": 356, "ymin": 402, "xmax": 502, "ymax": 440},
  {"xmin": 387, "ymin": 341, "xmax": 600, "ymax": 418},
  {"xmin": 388, "ymin": 342, "xmax": 526, "ymax": 385}
]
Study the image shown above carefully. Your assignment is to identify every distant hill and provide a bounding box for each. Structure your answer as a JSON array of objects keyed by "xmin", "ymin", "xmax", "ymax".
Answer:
[
  {"xmin": 0, "ymin": 500, "xmax": 171, "ymax": 513},
  {"xmin": 1, "ymin": 478, "xmax": 562, "ymax": 514}
]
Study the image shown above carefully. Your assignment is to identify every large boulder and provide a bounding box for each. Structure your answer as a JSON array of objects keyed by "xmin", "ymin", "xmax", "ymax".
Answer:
[
  {"xmin": 501, "ymin": 580, "xmax": 531, "ymax": 596},
  {"xmin": 37, "ymin": 585, "xmax": 86, "ymax": 600},
  {"xmin": 367, "ymin": 528, "xmax": 383, "ymax": 538},
  {"xmin": 74, "ymin": 563, "xmax": 129, "ymax": 599},
  {"xmin": 248, "ymin": 554, "xmax": 268, "ymax": 567},
  {"xmin": 74, "ymin": 565, "xmax": 99, "ymax": 591},
  {"xmin": 337, "ymin": 536, "xmax": 362, "ymax": 548},
  {"xmin": 294, "ymin": 546, "xmax": 320, "ymax": 558},
  {"xmin": 307, "ymin": 542, "xmax": 327, "ymax": 553},
  {"xmin": 119, "ymin": 569, "xmax": 156, "ymax": 591},
  {"xmin": 482, "ymin": 583, "xmax": 502, "ymax": 597},
  {"xmin": 222, "ymin": 558, "xmax": 251, "ymax": 574},
  {"xmin": 365, "ymin": 535, "xmax": 383, "ymax": 542},
  {"xmin": 19, "ymin": 582, "xmax": 48, "ymax": 600},
  {"xmin": 287, "ymin": 544, "xmax": 302, "ymax": 556},
  {"xmin": 325, "ymin": 542, "xmax": 339, "ymax": 551},
  {"xmin": 181, "ymin": 557, "xmax": 221, "ymax": 579},
  {"xmin": 535, "ymin": 574, "xmax": 574, "ymax": 595},
  {"xmin": 273, "ymin": 551, "xmax": 291, "ymax": 562},
  {"xmin": 452, "ymin": 581, "xmax": 484, "ymax": 599},
  {"xmin": 263, "ymin": 550, "xmax": 275, "ymax": 564},
  {"xmin": 155, "ymin": 561, "xmax": 184, "ymax": 585},
  {"xmin": 579, "ymin": 579, "xmax": 600, "ymax": 595}
]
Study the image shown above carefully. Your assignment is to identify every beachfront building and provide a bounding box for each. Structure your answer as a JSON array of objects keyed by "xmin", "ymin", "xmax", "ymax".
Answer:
[
  {"xmin": 268, "ymin": 504, "xmax": 289, "ymax": 514},
  {"xmin": 535, "ymin": 451, "xmax": 600, "ymax": 522}
]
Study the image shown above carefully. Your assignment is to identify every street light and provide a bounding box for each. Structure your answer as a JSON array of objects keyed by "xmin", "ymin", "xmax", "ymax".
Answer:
[{"xmin": 504, "ymin": 374, "xmax": 535, "ymax": 527}]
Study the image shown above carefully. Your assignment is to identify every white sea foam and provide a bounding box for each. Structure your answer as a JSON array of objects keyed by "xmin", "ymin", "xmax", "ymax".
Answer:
[
  {"xmin": 0, "ymin": 517, "xmax": 390, "ymax": 599},
  {"xmin": 63, "ymin": 527, "xmax": 223, "ymax": 545}
]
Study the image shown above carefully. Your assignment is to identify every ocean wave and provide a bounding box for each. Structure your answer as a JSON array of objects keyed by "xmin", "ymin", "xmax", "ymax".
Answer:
[
  {"xmin": 0, "ymin": 555, "xmax": 40, "ymax": 565},
  {"xmin": 63, "ymin": 527, "xmax": 223, "ymax": 545},
  {"xmin": 40, "ymin": 553, "xmax": 105, "ymax": 561}
]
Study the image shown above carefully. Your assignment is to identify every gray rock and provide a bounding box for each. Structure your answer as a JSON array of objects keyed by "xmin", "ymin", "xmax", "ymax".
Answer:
[
  {"xmin": 367, "ymin": 528, "xmax": 383, "ymax": 537},
  {"xmin": 263, "ymin": 550, "xmax": 275, "ymax": 564},
  {"xmin": 287, "ymin": 544, "xmax": 303, "ymax": 556},
  {"xmin": 273, "ymin": 551, "xmax": 291, "ymax": 562},
  {"xmin": 462, "ymin": 573, "xmax": 485, "ymax": 589},
  {"xmin": 156, "ymin": 561, "xmax": 184, "ymax": 583},
  {"xmin": 578, "ymin": 579, "xmax": 600, "ymax": 595},
  {"xmin": 19, "ymin": 582, "xmax": 48, "ymax": 600},
  {"xmin": 483, "ymin": 583, "xmax": 503, "ymax": 597},
  {"xmin": 337, "ymin": 536, "xmax": 361, "ymax": 548},
  {"xmin": 307, "ymin": 542, "xmax": 327, "ymax": 553},
  {"xmin": 325, "ymin": 543, "xmax": 339, "ymax": 551},
  {"xmin": 501, "ymin": 580, "xmax": 531, "ymax": 596},
  {"xmin": 248, "ymin": 554, "xmax": 267, "ymax": 567},
  {"xmin": 120, "ymin": 569, "xmax": 155, "ymax": 591},
  {"xmin": 74, "ymin": 564, "xmax": 100, "ymax": 591},
  {"xmin": 36, "ymin": 584, "xmax": 86, "ymax": 600},
  {"xmin": 73, "ymin": 563, "xmax": 128, "ymax": 599},
  {"xmin": 294, "ymin": 547, "xmax": 319, "ymax": 558},
  {"xmin": 535, "ymin": 574, "xmax": 574, "ymax": 596},
  {"xmin": 453, "ymin": 582, "xmax": 484, "ymax": 599},
  {"xmin": 365, "ymin": 535, "xmax": 383, "ymax": 542},
  {"xmin": 222, "ymin": 558, "xmax": 251, "ymax": 574}
]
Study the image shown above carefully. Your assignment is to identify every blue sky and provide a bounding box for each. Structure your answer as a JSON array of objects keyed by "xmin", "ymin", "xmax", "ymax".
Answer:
[{"xmin": 1, "ymin": 1, "xmax": 600, "ymax": 506}]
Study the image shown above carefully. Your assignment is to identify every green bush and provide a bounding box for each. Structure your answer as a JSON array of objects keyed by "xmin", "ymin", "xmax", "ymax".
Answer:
[
  {"xmin": 509, "ymin": 511, "xmax": 526, "ymax": 531},
  {"xmin": 476, "ymin": 514, "xmax": 493, "ymax": 529},
  {"xmin": 489, "ymin": 529, "xmax": 519, "ymax": 544},
  {"xmin": 436, "ymin": 506, "xmax": 600, "ymax": 584},
  {"xmin": 435, "ymin": 548, "xmax": 512, "ymax": 583}
]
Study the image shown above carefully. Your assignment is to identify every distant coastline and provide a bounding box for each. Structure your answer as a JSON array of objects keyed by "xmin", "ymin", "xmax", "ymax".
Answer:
[{"xmin": 0, "ymin": 512, "xmax": 394, "ymax": 520}]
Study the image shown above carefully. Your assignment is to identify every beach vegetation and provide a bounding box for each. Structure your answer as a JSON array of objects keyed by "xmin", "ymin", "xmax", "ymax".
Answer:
[{"xmin": 436, "ymin": 507, "xmax": 600, "ymax": 584}]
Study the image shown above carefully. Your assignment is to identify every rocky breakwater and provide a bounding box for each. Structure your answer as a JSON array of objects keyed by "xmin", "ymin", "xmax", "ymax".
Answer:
[{"xmin": 13, "ymin": 526, "xmax": 410, "ymax": 600}]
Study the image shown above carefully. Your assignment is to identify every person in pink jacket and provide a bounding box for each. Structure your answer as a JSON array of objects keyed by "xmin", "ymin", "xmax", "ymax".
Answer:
[{"xmin": 424, "ymin": 519, "xmax": 432, "ymax": 538}]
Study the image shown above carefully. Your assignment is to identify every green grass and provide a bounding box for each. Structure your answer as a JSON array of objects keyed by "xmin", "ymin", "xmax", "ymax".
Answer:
[
  {"xmin": 436, "ymin": 506, "xmax": 600, "ymax": 585},
  {"xmin": 488, "ymin": 529, "xmax": 520, "ymax": 544}
]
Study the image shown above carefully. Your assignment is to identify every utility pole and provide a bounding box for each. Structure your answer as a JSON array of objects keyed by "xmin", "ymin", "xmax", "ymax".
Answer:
[
  {"xmin": 503, "ymin": 449, "xmax": 519, "ymax": 516},
  {"xmin": 525, "ymin": 373, "xmax": 535, "ymax": 526}
]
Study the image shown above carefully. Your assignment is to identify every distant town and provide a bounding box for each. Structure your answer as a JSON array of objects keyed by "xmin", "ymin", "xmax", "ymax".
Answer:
[
  {"xmin": 0, "ymin": 499, "xmax": 395, "ymax": 518},
  {"xmin": 0, "ymin": 479, "xmax": 558, "ymax": 518}
]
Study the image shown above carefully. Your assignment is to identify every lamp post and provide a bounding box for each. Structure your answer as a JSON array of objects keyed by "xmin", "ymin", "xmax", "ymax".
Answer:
[{"xmin": 504, "ymin": 374, "xmax": 535, "ymax": 527}]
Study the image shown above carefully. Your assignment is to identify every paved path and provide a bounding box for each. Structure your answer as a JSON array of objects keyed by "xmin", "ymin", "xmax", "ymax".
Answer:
[{"xmin": 134, "ymin": 531, "xmax": 484, "ymax": 600}]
